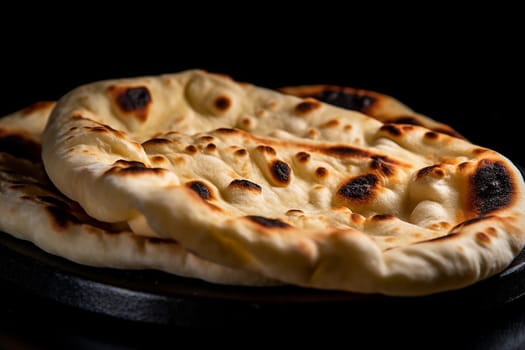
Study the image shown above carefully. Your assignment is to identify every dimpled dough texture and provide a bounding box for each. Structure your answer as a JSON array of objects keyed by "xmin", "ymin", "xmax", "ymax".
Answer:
[
  {"xmin": 42, "ymin": 70, "xmax": 525, "ymax": 296},
  {"xmin": 0, "ymin": 103, "xmax": 275, "ymax": 286}
]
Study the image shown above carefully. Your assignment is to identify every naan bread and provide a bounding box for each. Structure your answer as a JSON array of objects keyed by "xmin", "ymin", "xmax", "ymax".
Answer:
[
  {"xmin": 280, "ymin": 85, "xmax": 464, "ymax": 138},
  {"xmin": 0, "ymin": 103, "xmax": 274, "ymax": 286},
  {"xmin": 42, "ymin": 70, "xmax": 525, "ymax": 296}
]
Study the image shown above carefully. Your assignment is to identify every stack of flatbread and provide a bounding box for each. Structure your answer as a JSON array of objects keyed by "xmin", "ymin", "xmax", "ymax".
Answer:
[{"xmin": 1, "ymin": 69, "xmax": 524, "ymax": 296}]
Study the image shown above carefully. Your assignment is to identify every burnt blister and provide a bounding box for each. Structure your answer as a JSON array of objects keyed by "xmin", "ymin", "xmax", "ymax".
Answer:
[
  {"xmin": 371, "ymin": 214, "xmax": 396, "ymax": 221},
  {"xmin": 105, "ymin": 159, "xmax": 166, "ymax": 176},
  {"xmin": 379, "ymin": 124, "xmax": 402, "ymax": 137},
  {"xmin": 45, "ymin": 206, "xmax": 81, "ymax": 231},
  {"xmin": 214, "ymin": 95, "xmax": 232, "ymax": 111},
  {"xmin": 470, "ymin": 160, "xmax": 514, "ymax": 215},
  {"xmin": 370, "ymin": 155, "xmax": 394, "ymax": 176},
  {"xmin": 449, "ymin": 215, "xmax": 494, "ymax": 234},
  {"xmin": 246, "ymin": 215, "xmax": 290, "ymax": 228},
  {"xmin": 270, "ymin": 160, "xmax": 291, "ymax": 184},
  {"xmin": 117, "ymin": 86, "xmax": 151, "ymax": 111},
  {"xmin": 295, "ymin": 151, "xmax": 311, "ymax": 163},
  {"xmin": 325, "ymin": 145, "xmax": 370, "ymax": 158},
  {"xmin": 337, "ymin": 173, "xmax": 379, "ymax": 201},
  {"xmin": 295, "ymin": 99, "xmax": 322, "ymax": 114},
  {"xmin": 312, "ymin": 89, "xmax": 376, "ymax": 112},
  {"xmin": 187, "ymin": 181, "xmax": 213, "ymax": 200},
  {"xmin": 229, "ymin": 179, "xmax": 262, "ymax": 192}
]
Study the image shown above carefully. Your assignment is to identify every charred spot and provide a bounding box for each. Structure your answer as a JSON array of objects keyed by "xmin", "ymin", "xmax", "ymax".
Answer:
[
  {"xmin": 115, "ymin": 86, "xmax": 151, "ymax": 111},
  {"xmin": 271, "ymin": 160, "xmax": 291, "ymax": 184},
  {"xmin": 295, "ymin": 151, "xmax": 311, "ymax": 162},
  {"xmin": 185, "ymin": 145, "xmax": 198, "ymax": 154},
  {"xmin": 256, "ymin": 145, "xmax": 276, "ymax": 155},
  {"xmin": 205, "ymin": 143, "xmax": 217, "ymax": 151},
  {"xmin": 475, "ymin": 232, "xmax": 491, "ymax": 245},
  {"xmin": 286, "ymin": 209, "xmax": 304, "ymax": 216},
  {"xmin": 234, "ymin": 149, "xmax": 247, "ymax": 157},
  {"xmin": 370, "ymin": 155, "xmax": 394, "ymax": 176},
  {"xmin": 337, "ymin": 174, "xmax": 379, "ymax": 201},
  {"xmin": 458, "ymin": 162, "xmax": 470, "ymax": 171},
  {"xmin": 295, "ymin": 98, "xmax": 322, "ymax": 114},
  {"xmin": 241, "ymin": 118, "xmax": 252, "ymax": 127},
  {"xmin": 214, "ymin": 95, "xmax": 232, "ymax": 111},
  {"xmin": 379, "ymin": 124, "xmax": 402, "ymax": 137},
  {"xmin": 86, "ymin": 126, "xmax": 109, "ymax": 133},
  {"xmin": 216, "ymin": 128, "xmax": 239, "ymax": 134},
  {"xmin": 229, "ymin": 179, "xmax": 262, "ymax": 192},
  {"xmin": 417, "ymin": 165, "xmax": 443, "ymax": 178},
  {"xmin": 315, "ymin": 167, "xmax": 328, "ymax": 178},
  {"xmin": 322, "ymin": 119, "xmax": 340, "ymax": 128},
  {"xmin": 45, "ymin": 206, "xmax": 80, "ymax": 231},
  {"xmin": 37, "ymin": 196, "xmax": 70, "ymax": 209},
  {"xmin": 147, "ymin": 237, "xmax": 172, "ymax": 244},
  {"xmin": 312, "ymin": 88, "xmax": 376, "ymax": 112},
  {"xmin": 142, "ymin": 138, "xmax": 172, "ymax": 146},
  {"xmin": 198, "ymin": 135, "xmax": 215, "ymax": 142},
  {"xmin": 391, "ymin": 116, "xmax": 423, "ymax": 126},
  {"xmin": 417, "ymin": 232, "xmax": 460, "ymax": 244},
  {"xmin": 307, "ymin": 128, "xmax": 319, "ymax": 138},
  {"xmin": 114, "ymin": 160, "xmax": 146, "ymax": 168},
  {"xmin": 187, "ymin": 181, "xmax": 213, "ymax": 200},
  {"xmin": 151, "ymin": 155, "xmax": 167, "ymax": 163},
  {"xmin": 105, "ymin": 160, "xmax": 166, "ymax": 176},
  {"xmin": 487, "ymin": 227, "xmax": 498, "ymax": 237},
  {"xmin": 84, "ymin": 123, "xmax": 126, "ymax": 138},
  {"xmin": 109, "ymin": 85, "xmax": 152, "ymax": 122},
  {"xmin": 424, "ymin": 131, "xmax": 439, "ymax": 140},
  {"xmin": 246, "ymin": 215, "xmax": 291, "ymax": 228},
  {"xmin": 449, "ymin": 216, "xmax": 495, "ymax": 233},
  {"xmin": 469, "ymin": 160, "xmax": 514, "ymax": 215},
  {"xmin": 371, "ymin": 214, "xmax": 396, "ymax": 221},
  {"xmin": 0, "ymin": 133, "xmax": 41, "ymax": 161},
  {"xmin": 325, "ymin": 145, "xmax": 370, "ymax": 158},
  {"xmin": 22, "ymin": 101, "xmax": 55, "ymax": 115}
]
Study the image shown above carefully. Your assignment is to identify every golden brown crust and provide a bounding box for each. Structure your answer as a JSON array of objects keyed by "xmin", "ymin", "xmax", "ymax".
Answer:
[
  {"xmin": 40, "ymin": 70, "xmax": 525, "ymax": 295},
  {"xmin": 0, "ymin": 104, "xmax": 275, "ymax": 286}
]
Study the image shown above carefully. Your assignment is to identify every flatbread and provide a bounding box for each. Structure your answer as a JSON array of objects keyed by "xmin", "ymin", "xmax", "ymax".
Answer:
[
  {"xmin": 42, "ymin": 70, "xmax": 525, "ymax": 296},
  {"xmin": 0, "ymin": 102, "xmax": 274, "ymax": 286},
  {"xmin": 280, "ymin": 85, "xmax": 464, "ymax": 138}
]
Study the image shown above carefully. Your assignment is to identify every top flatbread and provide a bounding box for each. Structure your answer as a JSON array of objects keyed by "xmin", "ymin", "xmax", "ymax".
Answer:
[
  {"xmin": 0, "ymin": 102, "xmax": 273, "ymax": 286},
  {"xmin": 42, "ymin": 69, "xmax": 525, "ymax": 296},
  {"xmin": 279, "ymin": 85, "xmax": 463, "ymax": 138}
]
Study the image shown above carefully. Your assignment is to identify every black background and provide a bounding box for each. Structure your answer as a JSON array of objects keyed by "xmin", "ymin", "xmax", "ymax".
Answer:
[{"xmin": 0, "ymin": 16, "xmax": 522, "ymax": 165}]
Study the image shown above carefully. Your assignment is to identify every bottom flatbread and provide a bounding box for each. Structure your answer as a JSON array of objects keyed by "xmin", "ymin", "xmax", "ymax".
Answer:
[{"xmin": 0, "ymin": 102, "xmax": 274, "ymax": 286}]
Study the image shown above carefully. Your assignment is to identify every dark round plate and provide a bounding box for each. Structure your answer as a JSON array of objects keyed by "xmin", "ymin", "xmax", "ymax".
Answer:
[{"xmin": 2, "ymin": 229, "xmax": 525, "ymax": 328}]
